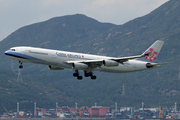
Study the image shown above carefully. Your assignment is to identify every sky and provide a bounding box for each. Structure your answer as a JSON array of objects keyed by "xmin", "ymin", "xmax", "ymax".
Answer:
[{"xmin": 0, "ymin": 0, "xmax": 169, "ymax": 41}]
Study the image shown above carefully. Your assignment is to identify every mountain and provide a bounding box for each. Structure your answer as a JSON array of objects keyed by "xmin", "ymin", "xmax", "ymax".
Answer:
[{"xmin": 0, "ymin": 0, "xmax": 180, "ymax": 113}]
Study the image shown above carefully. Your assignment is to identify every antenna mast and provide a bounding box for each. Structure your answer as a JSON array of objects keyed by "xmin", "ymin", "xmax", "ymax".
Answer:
[
  {"xmin": 17, "ymin": 69, "xmax": 23, "ymax": 81},
  {"xmin": 178, "ymin": 66, "xmax": 180, "ymax": 79},
  {"xmin": 122, "ymin": 83, "xmax": 125, "ymax": 96}
]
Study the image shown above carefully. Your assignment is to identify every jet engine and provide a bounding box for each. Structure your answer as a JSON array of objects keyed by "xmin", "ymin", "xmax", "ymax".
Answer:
[
  {"xmin": 48, "ymin": 65, "xmax": 64, "ymax": 70},
  {"xmin": 103, "ymin": 60, "xmax": 119, "ymax": 67},
  {"xmin": 146, "ymin": 63, "xmax": 153, "ymax": 68},
  {"xmin": 72, "ymin": 63, "xmax": 88, "ymax": 70}
]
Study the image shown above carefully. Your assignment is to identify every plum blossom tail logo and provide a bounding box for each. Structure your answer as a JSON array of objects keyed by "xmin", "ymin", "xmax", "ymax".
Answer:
[{"xmin": 144, "ymin": 48, "xmax": 157, "ymax": 61}]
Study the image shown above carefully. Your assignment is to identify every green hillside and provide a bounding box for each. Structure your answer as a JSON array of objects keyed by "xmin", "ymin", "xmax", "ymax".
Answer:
[{"xmin": 0, "ymin": 0, "xmax": 180, "ymax": 113}]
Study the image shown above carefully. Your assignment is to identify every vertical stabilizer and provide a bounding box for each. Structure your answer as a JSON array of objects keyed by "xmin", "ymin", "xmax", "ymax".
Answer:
[{"xmin": 138, "ymin": 40, "xmax": 164, "ymax": 62}]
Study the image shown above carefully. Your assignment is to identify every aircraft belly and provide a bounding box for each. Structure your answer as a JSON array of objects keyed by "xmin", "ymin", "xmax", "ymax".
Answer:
[
  {"xmin": 99, "ymin": 63, "xmax": 131, "ymax": 73},
  {"xmin": 8, "ymin": 56, "xmax": 33, "ymax": 63},
  {"xmin": 99, "ymin": 61, "xmax": 147, "ymax": 73}
]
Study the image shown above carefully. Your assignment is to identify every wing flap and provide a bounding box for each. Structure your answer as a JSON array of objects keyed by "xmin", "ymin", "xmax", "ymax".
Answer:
[
  {"xmin": 66, "ymin": 59, "xmax": 103, "ymax": 67},
  {"xmin": 66, "ymin": 59, "xmax": 103, "ymax": 64},
  {"xmin": 111, "ymin": 53, "xmax": 150, "ymax": 63}
]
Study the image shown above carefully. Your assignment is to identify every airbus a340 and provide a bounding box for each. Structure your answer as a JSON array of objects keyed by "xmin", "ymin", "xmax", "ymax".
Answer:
[{"xmin": 5, "ymin": 40, "xmax": 168, "ymax": 80}]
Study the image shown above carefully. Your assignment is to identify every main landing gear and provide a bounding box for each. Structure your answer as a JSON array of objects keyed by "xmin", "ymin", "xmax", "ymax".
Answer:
[
  {"xmin": 73, "ymin": 70, "xmax": 83, "ymax": 80},
  {"xmin": 19, "ymin": 61, "xmax": 23, "ymax": 69},
  {"xmin": 84, "ymin": 71, "xmax": 97, "ymax": 80},
  {"xmin": 73, "ymin": 70, "xmax": 97, "ymax": 80}
]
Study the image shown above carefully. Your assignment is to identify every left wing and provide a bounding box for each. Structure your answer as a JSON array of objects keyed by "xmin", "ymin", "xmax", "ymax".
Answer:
[
  {"xmin": 110, "ymin": 53, "xmax": 150, "ymax": 64},
  {"xmin": 66, "ymin": 53, "xmax": 149, "ymax": 67}
]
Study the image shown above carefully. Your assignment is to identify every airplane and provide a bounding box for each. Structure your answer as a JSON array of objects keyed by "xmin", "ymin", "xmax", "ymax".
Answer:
[{"xmin": 4, "ymin": 40, "xmax": 168, "ymax": 80}]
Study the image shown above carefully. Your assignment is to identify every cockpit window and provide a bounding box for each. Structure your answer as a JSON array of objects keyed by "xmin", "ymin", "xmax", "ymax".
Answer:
[{"xmin": 11, "ymin": 49, "xmax": 15, "ymax": 51}]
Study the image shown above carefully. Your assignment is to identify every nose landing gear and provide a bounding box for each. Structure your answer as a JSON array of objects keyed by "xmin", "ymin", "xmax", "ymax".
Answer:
[{"xmin": 19, "ymin": 61, "xmax": 23, "ymax": 69}]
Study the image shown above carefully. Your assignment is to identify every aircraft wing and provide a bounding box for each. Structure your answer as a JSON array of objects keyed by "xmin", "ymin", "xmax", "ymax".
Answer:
[
  {"xmin": 66, "ymin": 59, "xmax": 103, "ymax": 64},
  {"xmin": 66, "ymin": 53, "xmax": 149, "ymax": 66},
  {"xmin": 110, "ymin": 54, "xmax": 149, "ymax": 63},
  {"xmin": 66, "ymin": 59, "xmax": 103, "ymax": 67}
]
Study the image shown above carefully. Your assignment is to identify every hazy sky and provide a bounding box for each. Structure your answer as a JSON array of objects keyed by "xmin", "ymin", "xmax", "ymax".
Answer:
[{"xmin": 0, "ymin": 0, "xmax": 169, "ymax": 41}]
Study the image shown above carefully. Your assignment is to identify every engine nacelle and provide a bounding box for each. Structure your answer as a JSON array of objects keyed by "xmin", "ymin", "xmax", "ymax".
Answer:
[
  {"xmin": 72, "ymin": 63, "xmax": 88, "ymax": 70},
  {"xmin": 146, "ymin": 63, "xmax": 153, "ymax": 68},
  {"xmin": 48, "ymin": 65, "xmax": 64, "ymax": 70},
  {"xmin": 103, "ymin": 60, "xmax": 119, "ymax": 67}
]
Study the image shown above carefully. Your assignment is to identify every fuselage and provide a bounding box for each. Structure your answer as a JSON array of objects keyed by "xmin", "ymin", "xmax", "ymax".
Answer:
[{"xmin": 5, "ymin": 46, "xmax": 151, "ymax": 73}]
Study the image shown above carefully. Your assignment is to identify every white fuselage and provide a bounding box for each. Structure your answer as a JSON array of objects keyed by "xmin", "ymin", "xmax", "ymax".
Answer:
[{"xmin": 5, "ymin": 46, "xmax": 150, "ymax": 73}]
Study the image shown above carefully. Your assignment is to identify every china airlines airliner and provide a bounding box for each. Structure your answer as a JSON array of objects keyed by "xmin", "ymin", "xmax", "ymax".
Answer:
[{"xmin": 5, "ymin": 40, "xmax": 169, "ymax": 80}]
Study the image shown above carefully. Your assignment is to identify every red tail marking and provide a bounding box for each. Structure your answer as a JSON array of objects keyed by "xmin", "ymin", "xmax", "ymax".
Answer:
[{"xmin": 144, "ymin": 48, "xmax": 157, "ymax": 61}]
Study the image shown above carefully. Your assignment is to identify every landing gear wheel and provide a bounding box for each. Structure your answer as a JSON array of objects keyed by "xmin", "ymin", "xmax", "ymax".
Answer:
[
  {"xmin": 19, "ymin": 65, "xmax": 23, "ymax": 69},
  {"xmin": 91, "ymin": 76, "xmax": 96, "ymax": 80},
  {"xmin": 86, "ymin": 73, "xmax": 92, "ymax": 77},
  {"xmin": 84, "ymin": 71, "xmax": 93, "ymax": 77},
  {"xmin": 19, "ymin": 61, "xmax": 23, "ymax": 69},
  {"xmin": 73, "ymin": 73, "xmax": 78, "ymax": 77},
  {"xmin": 73, "ymin": 70, "xmax": 83, "ymax": 80},
  {"xmin": 77, "ymin": 76, "xmax": 83, "ymax": 80}
]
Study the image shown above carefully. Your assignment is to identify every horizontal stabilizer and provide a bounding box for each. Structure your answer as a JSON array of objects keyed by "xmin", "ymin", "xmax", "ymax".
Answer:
[
  {"xmin": 149, "ymin": 62, "xmax": 172, "ymax": 67},
  {"xmin": 152, "ymin": 62, "xmax": 171, "ymax": 66}
]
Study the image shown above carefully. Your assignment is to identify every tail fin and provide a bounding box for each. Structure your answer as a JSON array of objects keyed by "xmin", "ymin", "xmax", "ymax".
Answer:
[{"xmin": 138, "ymin": 40, "xmax": 164, "ymax": 62}]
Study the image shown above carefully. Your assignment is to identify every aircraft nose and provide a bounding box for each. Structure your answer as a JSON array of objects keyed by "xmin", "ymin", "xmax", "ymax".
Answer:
[
  {"xmin": 5, "ymin": 50, "xmax": 9, "ymax": 55},
  {"xmin": 4, "ymin": 50, "xmax": 11, "ymax": 56}
]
